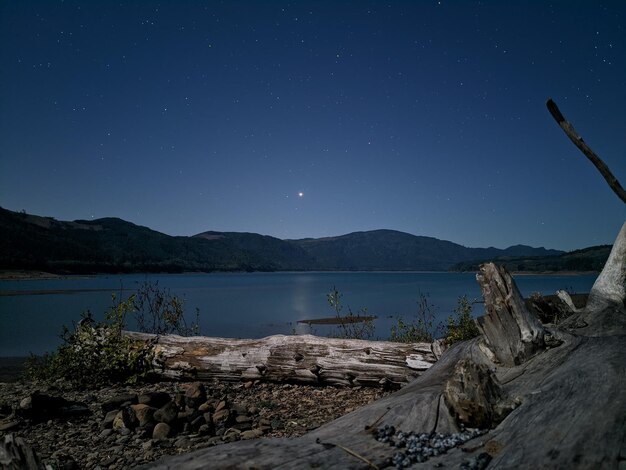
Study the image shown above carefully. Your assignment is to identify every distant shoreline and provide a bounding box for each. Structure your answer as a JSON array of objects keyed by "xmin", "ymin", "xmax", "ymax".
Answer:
[{"xmin": 0, "ymin": 269, "xmax": 599, "ymax": 282}]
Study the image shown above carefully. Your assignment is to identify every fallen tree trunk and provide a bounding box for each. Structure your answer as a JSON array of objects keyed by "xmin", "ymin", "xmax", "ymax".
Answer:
[{"xmin": 124, "ymin": 332, "xmax": 437, "ymax": 388}]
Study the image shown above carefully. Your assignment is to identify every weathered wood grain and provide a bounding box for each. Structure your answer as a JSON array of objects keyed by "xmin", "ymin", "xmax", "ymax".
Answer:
[
  {"xmin": 475, "ymin": 263, "xmax": 545, "ymax": 366},
  {"xmin": 124, "ymin": 332, "xmax": 437, "ymax": 388}
]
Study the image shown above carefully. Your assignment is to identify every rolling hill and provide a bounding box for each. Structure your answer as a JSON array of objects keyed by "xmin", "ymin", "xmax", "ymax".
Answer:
[{"xmin": 0, "ymin": 206, "xmax": 578, "ymax": 274}]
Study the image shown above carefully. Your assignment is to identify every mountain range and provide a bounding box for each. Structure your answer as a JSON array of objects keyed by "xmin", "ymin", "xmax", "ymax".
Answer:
[{"xmin": 0, "ymin": 206, "xmax": 607, "ymax": 274}]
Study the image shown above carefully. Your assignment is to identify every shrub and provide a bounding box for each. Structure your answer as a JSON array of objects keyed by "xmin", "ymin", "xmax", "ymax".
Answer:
[
  {"xmin": 24, "ymin": 295, "xmax": 155, "ymax": 388},
  {"xmin": 326, "ymin": 286, "xmax": 375, "ymax": 340},
  {"xmin": 443, "ymin": 295, "xmax": 480, "ymax": 345},
  {"xmin": 390, "ymin": 292, "xmax": 439, "ymax": 343},
  {"xmin": 133, "ymin": 280, "xmax": 200, "ymax": 336},
  {"xmin": 25, "ymin": 282, "xmax": 200, "ymax": 388}
]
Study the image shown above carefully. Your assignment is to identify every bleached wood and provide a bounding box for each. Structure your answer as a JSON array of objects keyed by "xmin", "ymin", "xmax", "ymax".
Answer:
[
  {"xmin": 547, "ymin": 99, "xmax": 626, "ymax": 204},
  {"xmin": 124, "ymin": 332, "xmax": 436, "ymax": 388},
  {"xmin": 587, "ymin": 221, "xmax": 626, "ymax": 311},
  {"xmin": 475, "ymin": 263, "xmax": 545, "ymax": 366}
]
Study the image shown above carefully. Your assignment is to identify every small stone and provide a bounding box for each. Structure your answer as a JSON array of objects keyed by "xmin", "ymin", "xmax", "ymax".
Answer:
[
  {"xmin": 102, "ymin": 410, "xmax": 119, "ymax": 429},
  {"xmin": 198, "ymin": 402, "xmax": 212, "ymax": 412},
  {"xmin": 244, "ymin": 381, "xmax": 254, "ymax": 389},
  {"xmin": 214, "ymin": 400, "xmax": 227, "ymax": 413},
  {"xmin": 19, "ymin": 396, "xmax": 32, "ymax": 410},
  {"xmin": 152, "ymin": 422, "xmax": 171, "ymax": 440},
  {"xmin": 231, "ymin": 402, "xmax": 247, "ymax": 415},
  {"xmin": 212, "ymin": 408, "xmax": 230, "ymax": 424},
  {"xmin": 131, "ymin": 404, "xmax": 156, "ymax": 428},
  {"xmin": 99, "ymin": 429, "xmax": 113, "ymax": 438},
  {"xmin": 241, "ymin": 429, "xmax": 264, "ymax": 440},
  {"xmin": 174, "ymin": 436, "xmax": 191, "ymax": 449},
  {"xmin": 184, "ymin": 383, "xmax": 207, "ymax": 410},
  {"xmin": 101, "ymin": 394, "xmax": 138, "ymax": 413},
  {"xmin": 235, "ymin": 415, "xmax": 252, "ymax": 424},
  {"xmin": 154, "ymin": 401, "xmax": 178, "ymax": 424},
  {"xmin": 198, "ymin": 424, "xmax": 213, "ymax": 436}
]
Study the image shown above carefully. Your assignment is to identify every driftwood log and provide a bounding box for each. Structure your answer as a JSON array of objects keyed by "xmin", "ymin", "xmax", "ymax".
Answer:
[{"xmin": 123, "ymin": 333, "xmax": 437, "ymax": 388}]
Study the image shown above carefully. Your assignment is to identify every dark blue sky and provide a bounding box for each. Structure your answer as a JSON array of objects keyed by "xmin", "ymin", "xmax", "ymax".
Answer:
[{"xmin": 1, "ymin": 1, "xmax": 624, "ymax": 251}]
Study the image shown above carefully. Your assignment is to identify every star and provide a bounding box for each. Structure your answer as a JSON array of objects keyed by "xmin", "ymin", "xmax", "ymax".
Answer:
[{"xmin": 298, "ymin": 192, "xmax": 304, "ymax": 198}]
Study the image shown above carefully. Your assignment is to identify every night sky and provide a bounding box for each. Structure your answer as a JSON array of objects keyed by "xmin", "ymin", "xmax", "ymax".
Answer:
[{"xmin": 1, "ymin": 1, "xmax": 624, "ymax": 251}]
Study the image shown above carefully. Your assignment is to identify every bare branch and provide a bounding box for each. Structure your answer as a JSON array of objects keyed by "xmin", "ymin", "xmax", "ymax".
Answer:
[{"xmin": 546, "ymin": 98, "xmax": 626, "ymax": 205}]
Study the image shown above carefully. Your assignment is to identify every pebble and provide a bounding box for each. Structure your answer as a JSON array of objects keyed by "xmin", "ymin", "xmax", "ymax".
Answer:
[
  {"xmin": 0, "ymin": 379, "xmax": 386, "ymax": 469},
  {"xmin": 374, "ymin": 424, "xmax": 488, "ymax": 470}
]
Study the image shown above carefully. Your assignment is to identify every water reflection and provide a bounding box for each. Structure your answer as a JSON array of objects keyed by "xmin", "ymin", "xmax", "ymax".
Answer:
[{"xmin": 0, "ymin": 272, "xmax": 597, "ymax": 356}]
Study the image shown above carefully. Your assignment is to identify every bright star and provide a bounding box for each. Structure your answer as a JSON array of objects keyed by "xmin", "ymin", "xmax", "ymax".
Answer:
[{"xmin": 298, "ymin": 192, "xmax": 304, "ymax": 197}]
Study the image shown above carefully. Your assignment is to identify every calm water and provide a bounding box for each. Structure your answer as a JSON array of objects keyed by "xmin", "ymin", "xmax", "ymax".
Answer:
[{"xmin": 0, "ymin": 272, "xmax": 596, "ymax": 356}]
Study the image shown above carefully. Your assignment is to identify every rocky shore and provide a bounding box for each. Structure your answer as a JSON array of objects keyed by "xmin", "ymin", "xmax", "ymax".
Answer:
[{"xmin": 0, "ymin": 380, "xmax": 389, "ymax": 469}]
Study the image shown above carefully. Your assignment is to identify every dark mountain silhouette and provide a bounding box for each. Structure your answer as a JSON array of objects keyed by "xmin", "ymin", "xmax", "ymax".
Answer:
[
  {"xmin": 0, "ymin": 207, "xmax": 581, "ymax": 274},
  {"xmin": 288, "ymin": 230, "xmax": 562, "ymax": 271}
]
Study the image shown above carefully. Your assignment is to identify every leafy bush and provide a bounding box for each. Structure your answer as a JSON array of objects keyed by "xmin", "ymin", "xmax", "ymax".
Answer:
[
  {"xmin": 25, "ymin": 282, "xmax": 200, "ymax": 388},
  {"xmin": 25, "ymin": 295, "xmax": 155, "ymax": 387},
  {"xmin": 390, "ymin": 292, "xmax": 439, "ymax": 343},
  {"xmin": 134, "ymin": 280, "xmax": 200, "ymax": 336},
  {"xmin": 443, "ymin": 295, "xmax": 480, "ymax": 345},
  {"xmin": 326, "ymin": 286, "xmax": 375, "ymax": 340}
]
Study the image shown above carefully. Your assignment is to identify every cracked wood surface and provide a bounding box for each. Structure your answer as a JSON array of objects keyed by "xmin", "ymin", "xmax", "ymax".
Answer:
[{"xmin": 124, "ymin": 333, "xmax": 436, "ymax": 388}]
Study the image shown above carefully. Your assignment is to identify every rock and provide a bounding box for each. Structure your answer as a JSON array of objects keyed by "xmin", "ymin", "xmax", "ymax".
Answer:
[
  {"xmin": 198, "ymin": 402, "xmax": 212, "ymax": 412},
  {"xmin": 231, "ymin": 402, "xmax": 247, "ymax": 415},
  {"xmin": 152, "ymin": 422, "xmax": 171, "ymax": 440},
  {"xmin": 154, "ymin": 401, "xmax": 178, "ymax": 424},
  {"xmin": 212, "ymin": 408, "xmax": 230, "ymax": 425},
  {"xmin": 177, "ymin": 409, "xmax": 200, "ymax": 423},
  {"xmin": 214, "ymin": 400, "xmax": 227, "ymax": 413},
  {"xmin": 222, "ymin": 429, "xmax": 240, "ymax": 443},
  {"xmin": 130, "ymin": 404, "xmax": 156, "ymax": 428},
  {"xmin": 102, "ymin": 410, "xmax": 119, "ymax": 429},
  {"xmin": 241, "ymin": 429, "xmax": 264, "ymax": 440},
  {"xmin": 112, "ymin": 407, "xmax": 138, "ymax": 432},
  {"xmin": 138, "ymin": 391, "xmax": 171, "ymax": 409},
  {"xmin": 99, "ymin": 429, "xmax": 113, "ymax": 438},
  {"xmin": 174, "ymin": 437, "xmax": 191, "ymax": 449},
  {"xmin": 19, "ymin": 396, "xmax": 32, "ymax": 410},
  {"xmin": 235, "ymin": 415, "xmax": 252, "ymax": 424},
  {"xmin": 197, "ymin": 424, "xmax": 213, "ymax": 436},
  {"xmin": 101, "ymin": 393, "xmax": 138, "ymax": 413},
  {"xmin": 184, "ymin": 382, "xmax": 207, "ymax": 409}
]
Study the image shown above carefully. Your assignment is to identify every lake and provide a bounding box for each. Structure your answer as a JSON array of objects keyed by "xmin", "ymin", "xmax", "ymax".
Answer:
[{"xmin": 0, "ymin": 272, "xmax": 597, "ymax": 356}]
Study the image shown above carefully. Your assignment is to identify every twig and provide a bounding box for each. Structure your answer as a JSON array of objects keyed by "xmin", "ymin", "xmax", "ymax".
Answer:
[
  {"xmin": 546, "ymin": 99, "xmax": 626, "ymax": 205},
  {"xmin": 316, "ymin": 438, "xmax": 380, "ymax": 469},
  {"xmin": 364, "ymin": 406, "xmax": 391, "ymax": 433}
]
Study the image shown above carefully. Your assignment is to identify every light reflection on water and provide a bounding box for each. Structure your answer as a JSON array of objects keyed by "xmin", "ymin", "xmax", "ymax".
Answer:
[{"xmin": 0, "ymin": 272, "xmax": 596, "ymax": 356}]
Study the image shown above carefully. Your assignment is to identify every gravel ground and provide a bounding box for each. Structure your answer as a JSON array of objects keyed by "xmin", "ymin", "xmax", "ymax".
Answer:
[{"xmin": 0, "ymin": 379, "xmax": 390, "ymax": 469}]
